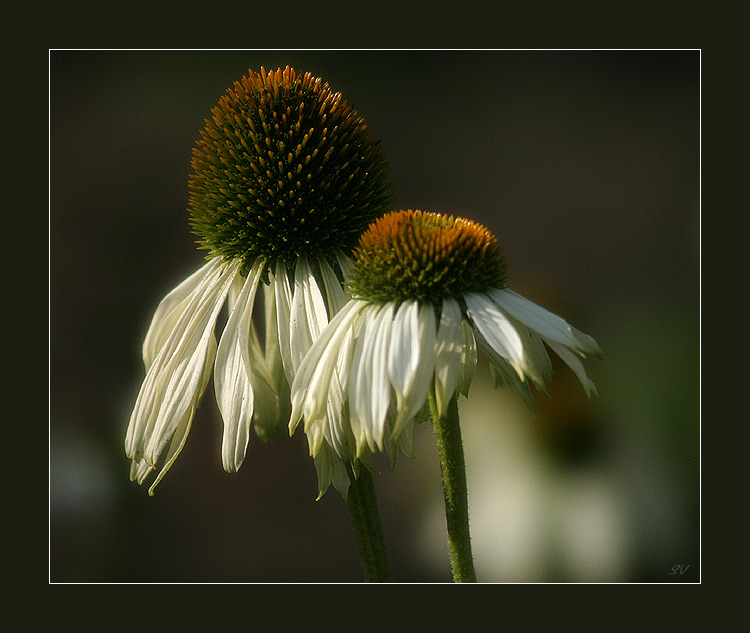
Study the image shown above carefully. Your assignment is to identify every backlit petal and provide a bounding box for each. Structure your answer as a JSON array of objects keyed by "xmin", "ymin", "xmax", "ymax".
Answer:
[
  {"xmin": 458, "ymin": 319, "xmax": 478, "ymax": 397},
  {"xmin": 490, "ymin": 288, "xmax": 602, "ymax": 357},
  {"xmin": 141, "ymin": 259, "xmax": 217, "ymax": 369},
  {"xmin": 289, "ymin": 300, "xmax": 366, "ymax": 451},
  {"xmin": 319, "ymin": 253, "xmax": 350, "ymax": 315},
  {"xmin": 476, "ymin": 330, "xmax": 537, "ymax": 414},
  {"xmin": 289, "ymin": 256, "xmax": 329, "ymax": 372},
  {"xmin": 141, "ymin": 259, "xmax": 241, "ymax": 466},
  {"xmin": 214, "ymin": 260, "xmax": 264, "ymax": 472},
  {"xmin": 272, "ymin": 259, "xmax": 294, "ymax": 383},
  {"xmin": 388, "ymin": 300, "xmax": 436, "ymax": 439},
  {"xmin": 546, "ymin": 340, "xmax": 599, "ymax": 398},
  {"xmin": 433, "ymin": 298, "xmax": 463, "ymax": 419},
  {"xmin": 313, "ymin": 442, "xmax": 352, "ymax": 500},
  {"xmin": 349, "ymin": 303, "xmax": 394, "ymax": 454},
  {"xmin": 465, "ymin": 292, "xmax": 526, "ymax": 379},
  {"xmin": 125, "ymin": 257, "xmax": 228, "ymax": 462}
]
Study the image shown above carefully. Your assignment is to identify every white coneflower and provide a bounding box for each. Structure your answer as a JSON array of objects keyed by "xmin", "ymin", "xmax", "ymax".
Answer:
[
  {"xmin": 291, "ymin": 210, "xmax": 603, "ymax": 487},
  {"xmin": 125, "ymin": 67, "xmax": 394, "ymax": 495}
]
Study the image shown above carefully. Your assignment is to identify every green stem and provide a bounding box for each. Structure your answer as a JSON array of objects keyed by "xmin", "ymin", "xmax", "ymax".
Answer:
[
  {"xmin": 429, "ymin": 391, "xmax": 477, "ymax": 583},
  {"xmin": 346, "ymin": 466, "xmax": 392, "ymax": 582}
]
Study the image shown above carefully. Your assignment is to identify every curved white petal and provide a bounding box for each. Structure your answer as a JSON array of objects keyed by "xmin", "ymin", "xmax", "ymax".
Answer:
[
  {"xmin": 262, "ymin": 279, "xmax": 282, "ymax": 375},
  {"xmin": 323, "ymin": 316, "xmax": 358, "ymax": 460},
  {"xmin": 546, "ymin": 340, "xmax": 599, "ymax": 398},
  {"xmin": 143, "ymin": 331, "xmax": 218, "ymax": 493},
  {"xmin": 289, "ymin": 299, "xmax": 366, "ymax": 453},
  {"xmin": 214, "ymin": 261, "xmax": 264, "ymax": 472},
  {"xmin": 139, "ymin": 258, "xmax": 241, "ymax": 467},
  {"xmin": 349, "ymin": 303, "xmax": 394, "ymax": 454},
  {"xmin": 289, "ymin": 256, "xmax": 330, "ymax": 373},
  {"xmin": 490, "ymin": 288, "xmax": 602, "ymax": 357},
  {"xmin": 129, "ymin": 460, "xmax": 152, "ymax": 486},
  {"xmin": 388, "ymin": 300, "xmax": 436, "ymax": 439},
  {"xmin": 392, "ymin": 409, "xmax": 415, "ymax": 458},
  {"xmin": 125, "ymin": 257, "xmax": 228, "ymax": 461},
  {"xmin": 433, "ymin": 298, "xmax": 463, "ymax": 419},
  {"xmin": 302, "ymin": 307, "xmax": 362, "ymax": 454},
  {"xmin": 146, "ymin": 402, "xmax": 199, "ymax": 494},
  {"xmin": 272, "ymin": 260, "xmax": 294, "ymax": 384},
  {"xmin": 458, "ymin": 319, "xmax": 478, "ymax": 397},
  {"xmin": 475, "ymin": 330, "xmax": 537, "ymax": 414},
  {"xmin": 141, "ymin": 260, "xmax": 217, "ymax": 369},
  {"xmin": 247, "ymin": 315, "xmax": 289, "ymax": 442},
  {"xmin": 319, "ymin": 253, "xmax": 350, "ymax": 315},
  {"xmin": 257, "ymin": 280, "xmax": 290, "ymax": 438},
  {"xmin": 347, "ymin": 304, "xmax": 375, "ymax": 455},
  {"xmin": 464, "ymin": 292, "xmax": 527, "ymax": 379},
  {"xmin": 334, "ymin": 250, "xmax": 353, "ymax": 281},
  {"xmin": 312, "ymin": 441, "xmax": 351, "ymax": 500},
  {"xmin": 369, "ymin": 303, "xmax": 395, "ymax": 449},
  {"xmin": 507, "ymin": 318, "xmax": 553, "ymax": 394}
]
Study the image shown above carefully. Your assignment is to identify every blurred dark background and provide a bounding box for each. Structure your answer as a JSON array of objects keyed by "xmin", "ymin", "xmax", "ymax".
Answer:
[{"xmin": 50, "ymin": 50, "xmax": 700, "ymax": 583}]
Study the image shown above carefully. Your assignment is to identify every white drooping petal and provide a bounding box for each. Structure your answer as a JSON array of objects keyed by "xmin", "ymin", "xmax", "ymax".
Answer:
[
  {"xmin": 506, "ymin": 318, "xmax": 553, "ymax": 394},
  {"xmin": 388, "ymin": 300, "xmax": 437, "ymax": 440},
  {"xmin": 391, "ymin": 408, "xmax": 415, "ymax": 458},
  {"xmin": 347, "ymin": 304, "xmax": 376, "ymax": 455},
  {"xmin": 289, "ymin": 256, "xmax": 330, "ymax": 373},
  {"xmin": 125, "ymin": 258, "xmax": 241, "ymax": 471},
  {"xmin": 126, "ymin": 258, "xmax": 223, "ymax": 459},
  {"xmin": 303, "ymin": 305, "xmax": 363, "ymax": 457},
  {"xmin": 369, "ymin": 303, "xmax": 396, "ymax": 449},
  {"xmin": 322, "ymin": 318, "xmax": 357, "ymax": 460},
  {"xmin": 144, "ymin": 261, "xmax": 240, "ymax": 466},
  {"xmin": 433, "ymin": 298, "xmax": 464, "ymax": 419},
  {"xmin": 475, "ymin": 329, "xmax": 537, "ymax": 415},
  {"xmin": 129, "ymin": 458, "xmax": 153, "ymax": 485},
  {"xmin": 289, "ymin": 299, "xmax": 366, "ymax": 454},
  {"xmin": 313, "ymin": 441, "xmax": 352, "ymax": 500},
  {"xmin": 141, "ymin": 260, "xmax": 217, "ymax": 369},
  {"xmin": 464, "ymin": 292, "xmax": 527, "ymax": 379},
  {"xmin": 349, "ymin": 303, "xmax": 394, "ymax": 455},
  {"xmin": 262, "ymin": 279, "xmax": 283, "ymax": 377},
  {"xmin": 272, "ymin": 259, "xmax": 294, "ymax": 384},
  {"xmin": 546, "ymin": 339, "xmax": 599, "ymax": 398},
  {"xmin": 334, "ymin": 250, "xmax": 353, "ymax": 281},
  {"xmin": 457, "ymin": 319, "xmax": 478, "ymax": 397},
  {"xmin": 289, "ymin": 299, "xmax": 361, "ymax": 426},
  {"xmin": 319, "ymin": 253, "xmax": 350, "ymax": 315},
  {"xmin": 214, "ymin": 261, "xmax": 264, "ymax": 473},
  {"xmin": 145, "ymin": 330, "xmax": 217, "ymax": 493},
  {"xmin": 257, "ymin": 280, "xmax": 291, "ymax": 439},
  {"xmin": 490, "ymin": 288, "xmax": 602, "ymax": 357}
]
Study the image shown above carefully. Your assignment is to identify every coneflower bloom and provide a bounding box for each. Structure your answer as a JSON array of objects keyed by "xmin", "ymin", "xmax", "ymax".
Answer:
[
  {"xmin": 125, "ymin": 67, "xmax": 394, "ymax": 495},
  {"xmin": 290, "ymin": 210, "xmax": 602, "ymax": 488}
]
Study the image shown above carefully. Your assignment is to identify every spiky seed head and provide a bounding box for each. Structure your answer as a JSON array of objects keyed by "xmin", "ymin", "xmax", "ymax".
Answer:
[
  {"xmin": 188, "ymin": 66, "xmax": 395, "ymax": 271},
  {"xmin": 347, "ymin": 210, "xmax": 509, "ymax": 304}
]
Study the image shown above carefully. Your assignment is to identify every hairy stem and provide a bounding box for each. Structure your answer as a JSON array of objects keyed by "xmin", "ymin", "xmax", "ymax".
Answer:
[
  {"xmin": 429, "ymin": 391, "xmax": 477, "ymax": 583},
  {"xmin": 346, "ymin": 466, "xmax": 392, "ymax": 582}
]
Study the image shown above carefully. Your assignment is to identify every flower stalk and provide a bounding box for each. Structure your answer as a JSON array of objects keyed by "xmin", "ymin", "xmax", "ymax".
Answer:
[
  {"xmin": 429, "ymin": 390, "xmax": 477, "ymax": 583},
  {"xmin": 345, "ymin": 466, "xmax": 392, "ymax": 582}
]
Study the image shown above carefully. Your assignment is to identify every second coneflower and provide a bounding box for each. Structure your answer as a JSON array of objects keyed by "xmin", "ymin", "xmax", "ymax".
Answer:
[
  {"xmin": 290, "ymin": 209, "xmax": 602, "ymax": 581},
  {"xmin": 124, "ymin": 67, "xmax": 394, "ymax": 496},
  {"xmin": 292, "ymin": 209, "xmax": 602, "ymax": 463}
]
